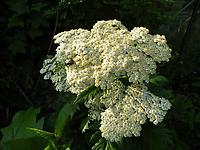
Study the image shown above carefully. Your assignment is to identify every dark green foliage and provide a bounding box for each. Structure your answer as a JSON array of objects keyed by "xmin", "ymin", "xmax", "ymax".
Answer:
[
  {"xmin": 149, "ymin": 75, "xmax": 169, "ymax": 87},
  {"xmin": 54, "ymin": 102, "xmax": 79, "ymax": 137},
  {"xmin": 27, "ymin": 128, "xmax": 57, "ymax": 141},
  {"xmin": 27, "ymin": 128, "xmax": 58, "ymax": 150},
  {"xmin": 0, "ymin": 108, "xmax": 47, "ymax": 150},
  {"xmin": 91, "ymin": 138, "xmax": 117, "ymax": 150},
  {"xmin": 141, "ymin": 124, "xmax": 173, "ymax": 150},
  {"xmin": 1, "ymin": 0, "xmax": 200, "ymax": 150}
]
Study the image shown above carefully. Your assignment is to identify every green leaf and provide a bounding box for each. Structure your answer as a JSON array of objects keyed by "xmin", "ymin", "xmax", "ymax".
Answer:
[
  {"xmin": 159, "ymin": 89, "xmax": 174, "ymax": 99},
  {"xmin": 27, "ymin": 128, "xmax": 57, "ymax": 141},
  {"xmin": 59, "ymin": 142, "xmax": 71, "ymax": 150},
  {"xmin": 171, "ymin": 95, "xmax": 200, "ymax": 128},
  {"xmin": 172, "ymin": 95, "xmax": 193, "ymax": 118},
  {"xmin": 175, "ymin": 0, "xmax": 195, "ymax": 17},
  {"xmin": 27, "ymin": 126, "xmax": 58, "ymax": 150},
  {"xmin": 45, "ymin": 141, "xmax": 57, "ymax": 150},
  {"xmin": 1, "ymin": 108, "xmax": 43, "ymax": 141},
  {"xmin": 80, "ymin": 117, "xmax": 90, "ymax": 133},
  {"xmin": 1, "ymin": 137, "xmax": 46, "ymax": 150},
  {"xmin": 90, "ymin": 130, "xmax": 101, "ymax": 143},
  {"xmin": 149, "ymin": 75, "xmax": 168, "ymax": 87},
  {"xmin": 105, "ymin": 141, "xmax": 117, "ymax": 150},
  {"xmin": 43, "ymin": 145, "xmax": 57, "ymax": 150},
  {"xmin": 92, "ymin": 138, "xmax": 106, "ymax": 150},
  {"xmin": 142, "ymin": 125, "xmax": 173, "ymax": 150},
  {"xmin": 92, "ymin": 138, "xmax": 116, "ymax": 150},
  {"xmin": 0, "ymin": 108, "xmax": 47, "ymax": 150},
  {"xmin": 74, "ymin": 85, "xmax": 102, "ymax": 104},
  {"xmin": 54, "ymin": 102, "xmax": 79, "ymax": 137}
]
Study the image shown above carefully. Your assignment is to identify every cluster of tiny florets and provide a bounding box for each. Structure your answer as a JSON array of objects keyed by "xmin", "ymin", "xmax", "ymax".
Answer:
[
  {"xmin": 40, "ymin": 19, "xmax": 172, "ymax": 142},
  {"xmin": 97, "ymin": 84, "xmax": 171, "ymax": 142}
]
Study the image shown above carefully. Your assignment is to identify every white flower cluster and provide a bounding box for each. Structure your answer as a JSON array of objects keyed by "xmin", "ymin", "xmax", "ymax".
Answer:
[
  {"xmin": 99, "ymin": 85, "xmax": 171, "ymax": 142},
  {"xmin": 40, "ymin": 51, "xmax": 70, "ymax": 92},
  {"xmin": 85, "ymin": 80, "xmax": 125, "ymax": 121},
  {"xmin": 40, "ymin": 19, "xmax": 172, "ymax": 142}
]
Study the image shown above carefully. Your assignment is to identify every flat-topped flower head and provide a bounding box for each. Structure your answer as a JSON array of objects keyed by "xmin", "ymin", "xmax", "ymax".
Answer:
[
  {"xmin": 40, "ymin": 19, "xmax": 172, "ymax": 142},
  {"xmin": 41, "ymin": 20, "xmax": 172, "ymax": 93}
]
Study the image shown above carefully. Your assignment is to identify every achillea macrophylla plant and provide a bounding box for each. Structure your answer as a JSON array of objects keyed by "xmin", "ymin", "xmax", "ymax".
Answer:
[{"xmin": 40, "ymin": 19, "xmax": 172, "ymax": 142}]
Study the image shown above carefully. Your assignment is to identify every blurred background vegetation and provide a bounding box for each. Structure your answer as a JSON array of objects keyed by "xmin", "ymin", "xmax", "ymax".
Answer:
[{"xmin": 0, "ymin": 0, "xmax": 200, "ymax": 149}]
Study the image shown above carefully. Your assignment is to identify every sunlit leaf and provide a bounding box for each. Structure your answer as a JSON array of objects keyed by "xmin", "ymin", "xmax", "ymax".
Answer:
[{"xmin": 0, "ymin": 108, "xmax": 47, "ymax": 150}]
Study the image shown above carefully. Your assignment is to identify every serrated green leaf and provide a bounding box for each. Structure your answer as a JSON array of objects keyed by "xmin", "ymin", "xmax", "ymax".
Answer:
[
  {"xmin": 74, "ymin": 85, "xmax": 102, "ymax": 104},
  {"xmin": 0, "ymin": 108, "xmax": 47, "ymax": 150},
  {"xmin": 54, "ymin": 102, "xmax": 79, "ymax": 137}
]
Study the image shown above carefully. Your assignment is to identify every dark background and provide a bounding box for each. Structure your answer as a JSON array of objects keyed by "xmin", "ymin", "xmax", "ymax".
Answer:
[{"xmin": 0, "ymin": 0, "xmax": 200, "ymax": 149}]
